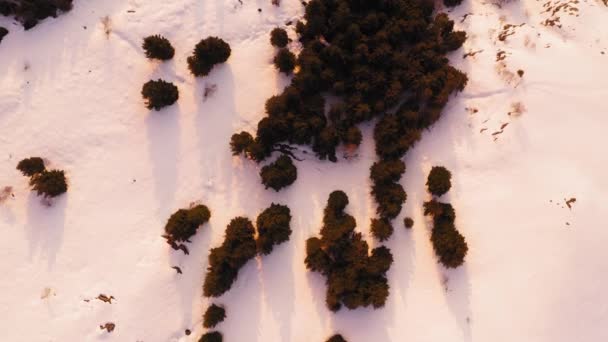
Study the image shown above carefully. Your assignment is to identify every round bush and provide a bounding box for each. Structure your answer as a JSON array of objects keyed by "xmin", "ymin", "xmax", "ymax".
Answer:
[
  {"xmin": 203, "ymin": 304, "xmax": 226, "ymax": 328},
  {"xmin": 273, "ymin": 48, "xmax": 296, "ymax": 74},
  {"xmin": 370, "ymin": 160, "xmax": 405, "ymax": 185},
  {"xmin": 256, "ymin": 203, "xmax": 292, "ymax": 255},
  {"xmin": 404, "ymin": 217, "xmax": 414, "ymax": 229},
  {"xmin": 142, "ymin": 35, "xmax": 175, "ymax": 60},
  {"xmin": 270, "ymin": 27, "xmax": 289, "ymax": 48},
  {"xmin": 230, "ymin": 131, "xmax": 254, "ymax": 156},
  {"xmin": 30, "ymin": 170, "xmax": 67, "ymax": 198},
  {"xmin": 326, "ymin": 334, "xmax": 347, "ymax": 342},
  {"xmin": 426, "ymin": 166, "xmax": 452, "ymax": 197},
  {"xmin": 327, "ymin": 190, "xmax": 349, "ymax": 212},
  {"xmin": 260, "ymin": 154, "xmax": 297, "ymax": 191},
  {"xmin": 199, "ymin": 331, "xmax": 222, "ymax": 342},
  {"xmin": 17, "ymin": 157, "xmax": 45, "ymax": 177},
  {"xmin": 164, "ymin": 205, "xmax": 211, "ymax": 244},
  {"xmin": 370, "ymin": 218, "xmax": 393, "ymax": 242},
  {"xmin": 431, "ymin": 225, "xmax": 468, "ymax": 268},
  {"xmin": 141, "ymin": 79, "xmax": 179, "ymax": 110},
  {"xmin": 187, "ymin": 37, "xmax": 231, "ymax": 77}
]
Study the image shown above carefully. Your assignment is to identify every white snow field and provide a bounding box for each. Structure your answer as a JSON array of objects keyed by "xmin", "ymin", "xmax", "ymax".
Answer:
[{"xmin": 1, "ymin": 0, "xmax": 608, "ymax": 341}]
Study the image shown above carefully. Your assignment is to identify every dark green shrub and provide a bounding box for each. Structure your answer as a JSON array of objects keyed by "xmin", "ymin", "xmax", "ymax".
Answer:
[
  {"xmin": 426, "ymin": 166, "xmax": 452, "ymax": 197},
  {"xmin": 230, "ymin": 132, "xmax": 254, "ymax": 156},
  {"xmin": 371, "ymin": 182, "xmax": 406, "ymax": 219},
  {"xmin": 423, "ymin": 200, "xmax": 467, "ymax": 268},
  {"xmin": 199, "ymin": 331, "xmax": 222, "ymax": 342},
  {"xmin": 326, "ymin": 334, "xmax": 347, "ymax": 342},
  {"xmin": 203, "ymin": 217, "xmax": 257, "ymax": 297},
  {"xmin": 164, "ymin": 204, "xmax": 211, "ymax": 245},
  {"xmin": 142, "ymin": 35, "xmax": 175, "ymax": 60},
  {"xmin": 30, "ymin": 170, "xmax": 67, "ymax": 198},
  {"xmin": 260, "ymin": 155, "xmax": 297, "ymax": 191},
  {"xmin": 17, "ymin": 157, "xmax": 45, "ymax": 176},
  {"xmin": 370, "ymin": 160, "xmax": 405, "ymax": 185},
  {"xmin": 443, "ymin": 0, "xmax": 463, "ymax": 7},
  {"xmin": 305, "ymin": 191, "xmax": 393, "ymax": 311},
  {"xmin": 0, "ymin": 27, "xmax": 7, "ymax": 43},
  {"xmin": 370, "ymin": 218, "xmax": 393, "ymax": 242},
  {"xmin": 187, "ymin": 37, "xmax": 231, "ymax": 77},
  {"xmin": 141, "ymin": 79, "xmax": 179, "ymax": 110},
  {"xmin": 273, "ymin": 48, "xmax": 296, "ymax": 74},
  {"xmin": 270, "ymin": 27, "xmax": 289, "ymax": 47},
  {"xmin": 404, "ymin": 217, "xmax": 414, "ymax": 229},
  {"xmin": 256, "ymin": 203, "xmax": 292, "ymax": 255},
  {"xmin": 203, "ymin": 304, "xmax": 226, "ymax": 328}
]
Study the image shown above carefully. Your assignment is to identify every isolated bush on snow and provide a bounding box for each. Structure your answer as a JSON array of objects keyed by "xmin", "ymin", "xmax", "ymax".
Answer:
[
  {"xmin": 260, "ymin": 154, "xmax": 297, "ymax": 191},
  {"xmin": 423, "ymin": 200, "xmax": 467, "ymax": 268},
  {"xmin": 203, "ymin": 217, "xmax": 257, "ymax": 297},
  {"xmin": 270, "ymin": 27, "xmax": 289, "ymax": 47},
  {"xmin": 273, "ymin": 48, "xmax": 296, "ymax": 74},
  {"xmin": 326, "ymin": 334, "xmax": 347, "ymax": 342},
  {"xmin": 203, "ymin": 304, "xmax": 226, "ymax": 328},
  {"xmin": 199, "ymin": 331, "xmax": 222, "ymax": 342},
  {"xmin": 187, "ymin": 37, "xmax": 231, "ymax": 77},
  {"xmin": 141, "ymin": 79, "xmax": 179, "ymax": 110},
  {"xmin": 426, "ymin": 166, "xmax": 452, "ymax": 197},
  {"xmin": 17, "ymin": 157, "xmax": 45, "ymax": 176},
  {"xmin": 404, "ymin": 217, "xmax": 414, "ymax": 229},
  {"xmin": 163, "ymin": 204, "xmax": 211, "ymax": 246},
  {"xmin": 30, "ymin": 170, "xmax": 67, "ymax": 198},
  {"xmin": 142, "ymin": 35, "xmax": 175, "ymax": 60},
  {"xmin": 256, "ymin": 203, "xmax": 292, "ymax": 255}
]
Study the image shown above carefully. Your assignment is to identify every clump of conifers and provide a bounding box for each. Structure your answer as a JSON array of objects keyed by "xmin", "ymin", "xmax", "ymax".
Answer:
[
  {"xmin": 163, "ymin": 204, "xmax": 211, "ymax": 254},
  {"xmin": 187, "ymin": 37, "xmax": 231, "ymax": 77},
  {"xmin": 0, "ymin": 0, "xmax": 73, "ymax": 30},
  {"xmin": 203, "ymin": 303, "xmax": 226, "ymax": 328},
  {"xmin": 260, "ymin": 155, "xmax": 297, "ymax": 191},
  {"xmin": 142, "ymin": 35, "xmax": 175, "ymax": 60},
  {"xmin": 141, "ymin": 79, "xmax": 178, "ymax": 110},
  {"xmin": 230, "ymin": 0, "xmax": 467, "ymax": 196},
  {"xmin": 270, "ymin": 27, "xmax": 296, "ymax": 74},
  {"xmin": 305, "ymin": 191, "xmax": 393, "ymax": 311},
  {"xmin": 17, "ymin": 157, "xmax": 68, "ymax": 198},
  {"xmin": 203, "ymin": 204, "xmax": 292, "ymax": 297},
  {"xmin": 423, "ymin": 166, "xmax": 467, "ymax": 268}
]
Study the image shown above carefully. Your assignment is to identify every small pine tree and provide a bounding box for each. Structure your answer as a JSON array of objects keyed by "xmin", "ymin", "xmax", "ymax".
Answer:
[
  {"xmin": 203, "ymin": 304, "xmax": 226, "ymax": 329},
  {"xmin": 187, "ymin": 37, "xmax": 231, "ymax": 77},
  {"xmin": 256, "ymin": 203, "xmax": 292, "ymax": 255},
  {"xmin": 426, "ymin": 166, "xmax": 452, "ymax": 197},
  {"xmin": 30, "ymin": 170, "xmax": 68, "ymax": 198},
  {"xmin": 141, "ymin": 79, "xmax": 179, "ymax": 110},
  {"xmin": 273, "ymin": 48, "xmax": 296, "ymax": 74},
  {"xmin": 326, "ymin": 334, "xmax": 347, "ymax": 342},
  {"xmin": 270, "ymin": 27, "xmax": 289, "ymax": 47},
  {"xmin": 370, "ymin": 218, "xmax": 393, "ymax": 242},
  {"xmin": 164, "ymin": 205, "xmax": 211, "ymax": 244},
  {"xmin": 230, "ymin": 132, "xmax": 254, "ymax": 156},
  {"xmin": 17, "ymin": 157, "xmax": 45, "ymax": 176},
  {"xmin": 260, "ymin": 155, "xmax": 297, "ymax": 191},
  {"xmin": 142, "ymin": 35, "xmax": 175, "ymax": 60},
  {"xmin": 199, "ymin": 331, "xmax": 222, "ymax": 342},
  {"xmin": 404, "ymin": 217, "xmax": 414, "ymax": 229}
]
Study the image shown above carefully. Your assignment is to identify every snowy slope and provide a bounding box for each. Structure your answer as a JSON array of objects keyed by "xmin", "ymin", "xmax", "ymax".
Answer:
[{"xmin": 1, "ymin": 0, "xmax": 607, "ymax": 341}]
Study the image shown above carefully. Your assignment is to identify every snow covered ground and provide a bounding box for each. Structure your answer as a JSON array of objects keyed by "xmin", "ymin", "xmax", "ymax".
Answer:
[{"xmin": 1, "ymin": 0, "xmax": 607, "ymax": 341}]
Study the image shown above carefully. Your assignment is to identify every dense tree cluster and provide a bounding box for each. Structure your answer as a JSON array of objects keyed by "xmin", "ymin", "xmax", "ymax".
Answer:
[
  {"xmin": 142, "ymin": 35, "xmax": 175, "ymax": 60},
  {"xmin": 370, "ymin": 218, "xmax": 393, "ymax": 242},
  {"xmin": 305, "ymin": 191, "xmax": 393, "ymax": 311},
  {"xmin": 163, "ymin": 204, "xmax": 210, "ymax": 251},
  {"xmin": 203, "ymin": 217, "xmax": 257, "ymax": 297},
  {"xmin": 260, "ymin": 154, "xmax": 297, "ymax": 191},
  {"xmin": 326, "ymin": 334, "xmax": 347, "ymax": 342},
  {"xmin": 187, "ymin": 37, "xmax": 231, "ymax": 77},
  {"xmin": 256, "ymin": 203, "xmax": 292, "ymax": 255},
  {"xmin": 273, "ymin": 48, "xmax": 296, "ymax": 74},
  {"xmin": 230, "ymin": 0, "xmax": 467, "ymax": 195},
  {"xmin": 426, "ymin": 165, "xmax": 451, "ymax": 197},
  {"xmin": 17, "ymin": 157, "xmax": 68, "ymax": 198},
  {"xmin": 423, "ymin": 167, "xmax": 467, "ymax": 268},
  {"xmin": 369, "ymin": 159, "xmax": 406, "ymax": 220},
  {"xmin": 270, "ymin": 27, "xmax": 289, "ymax": 48},
  {"xmin": 199, "ymin": 331, "xmax": 222, "ymax": 342},
  {"xmin": 141, "ymin": 79, "xmax": 179, "ymax": 110},
  {"xmin": 0, "ymin": 0, "xmax": 73, "ymax": 30},
  {"xmin": 203, "ymin": 304, "xmax": 226, "ymax": 329}
]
